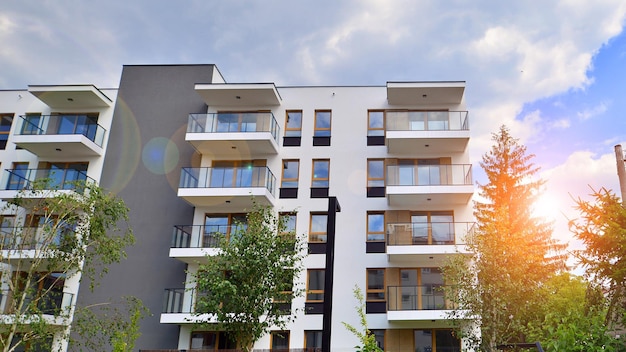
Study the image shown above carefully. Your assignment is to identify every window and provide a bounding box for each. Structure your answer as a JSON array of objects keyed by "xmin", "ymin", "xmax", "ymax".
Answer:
[
  {"xmin": 394, "ymin": 268, "xmax": 445, "ymax": 311},
  {"xmin": 306, "ymin": 269, "xmax": 325, "ymax": 302},
  {"xmin": 367, "ymin": 212, "xmax": 385, "ymax": 241},
  {"xmin": 314, "ymin": 110, "xmax": 331, "ymax": 137},
  {"xmin": 210, "ymin": 160, "xmax": 255, "ymax": 188},
  {"xmin": 39, "ymin": 162, "xmax": 88, "ymax": 189},
  {"xmin": 271, "ymin": 331, "xmax": 290, "ymax": 350},
  {"xmin": 367, "ymin": 159, "xmax": 385, "ymax": 187},
  {"xmin": 21, "ymin": 113, "xmax": 42, "ymax": 135},
  {"xmin": 281, "ymin": 160, "xmax": 299, "ymax": 188},
  {"xmin": 309, "ymin": 213, "xmax": 327, "ymax": 243},
  {"xmin": 203, "ymin": 214, "xmax": 247, "ymax": 247},
  {"xmin": 304, "ymin": 330, "xmax": 323, "ymax": 349},
  {"xmin": 411, "ymin": 211, "xmax": 454, "ymax": 245},
  {"xmin": 285, "ymin": 110, "xmax": 302, "ymax": 137},
  {"xmin": 311, "ymin": 160, "xmax": 329, "ymax": 187},
  {"xmin": 0, "ymin": 114, "xmax": 13, "ymax": 149},
  {"xmin": 414, "ymin": 329, "xmax": 461, "ymax": 352},
  {"xmin": 279, "ymin": 212, "xmax": 297, "ymax": 233},
  {"xmin": 7, "ymin": 162, "xmax": 29, "ymax": 190},
  {"xmin": 371, "ymin": 330, "xmax": 385, "ymax": 350},
  {"xmin": 190, "ymin": 331, "xmax": 236, "ymax": 350},
  {"xmin": 367, "ymin": 269, "xmax": 385, "ymax": 301},
  {"xmin": 368, "ymin": 111, "xmax": 384, "ymax": 136},
  {"xmin": 56, "ymin": 113, "xmax": 98, "ymax": 139}
]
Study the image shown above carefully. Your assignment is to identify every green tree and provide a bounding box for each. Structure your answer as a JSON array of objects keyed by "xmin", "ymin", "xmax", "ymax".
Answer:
[
  {"xmin": 342, "ymin": 286, "xmax": 383, "ymax": 352},
  {"xmin": 444, "ymin": 126, "xmax": 566, "ymax": 351},
  {"xmin": 0, "ymin": 180, "xmax": 136, "ymax": 352},
  {"xmin": 192, "ymin": 203, "xmax": 306, "ymax": 352},
  {"xmin": 569, "ymin": 187, "xmax": 626, "ymax": 330}
]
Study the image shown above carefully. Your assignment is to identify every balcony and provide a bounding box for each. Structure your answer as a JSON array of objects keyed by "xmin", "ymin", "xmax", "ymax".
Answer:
[
  {"xmin": 1, "ymin": 226, "xmax": 76, "ymax": 264},
  {"xmin": 386, "ymin": 222, "xmax": 473, "ymax": 265},
  {"xmin": 0, "ymin": 168, "xmax": 94, "ymax": 200},
  {"xmin": 178, "ymin": 166, "xmax": 276, "ymax": 208},
  {"xmin": 385, "ymin": 111, "xmax": 470, "ymax": 154},
  {"xmin": 0, "ymin": 289, "xmax": 74, "ymax": 325},
  {"xmin": 160, "ymin": 288, "xmax": 212, "ymax": 324},
  {"xmin": 186, "ymin": 113, "xmax": 280, "ymax": 156},
  {"xmin": 12, "ymin": 114, "xmax": 106, "ymax": 157},
  {"xmin": 386, "ymin": 285, "xmax": 454, "ymax": 321},
  {"xmin": 169, "ymin": 224, "xmax": 244, "ymax": 263},
  {"xmin": 385, "ymin": 164, "xmax": 474, "ymax": 206}
]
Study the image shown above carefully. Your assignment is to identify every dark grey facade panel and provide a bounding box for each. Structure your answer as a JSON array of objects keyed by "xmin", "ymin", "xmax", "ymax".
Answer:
[{"xmin": 74, "ymin": 65, "xmax": 215, "ymax": 351}]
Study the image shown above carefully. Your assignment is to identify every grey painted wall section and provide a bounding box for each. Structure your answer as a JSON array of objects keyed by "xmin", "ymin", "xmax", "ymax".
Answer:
[{"xmin": 75, "ymin": 65, "xmax": 215, "ymax": 350}]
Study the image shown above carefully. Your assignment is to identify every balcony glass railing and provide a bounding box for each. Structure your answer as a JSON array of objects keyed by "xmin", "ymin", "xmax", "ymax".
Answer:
[
  {"xmin": 179, "ymin": 166, "xmax": 276, "ymax": 196},
  {"xmin": 386, "ymin": 222, "xmax": 475, "ymax": 246},
  {"xmin": 1, "ymin": 226, "xmax": 76, "ymax": 250},
  {"xmin": 187, "ymin": 112, "xmax": 280, "ymax": 143},
  {"xmin": 0, "ymin": 289, "xmax": 74, "ymax": 315},
  {"xmin": 387, "ymin": 285, "xmax": 454, "ymax": 311},
  {"xmin": 386, "ymin": 164, "xmax": 472, "ymax": 186},
  {"xmin": 162, "ymin": 288, "xmax": 192, "ymax": 314},
  {"xmin": 385, "ymin": 111, "xmax": 469, "ymax": 131},
  {"xmin": 1, "ymin": 168, "xmax": 95, "ymax": 191},
  {"xmin": 171, "ymin": 224, "xmax": 247, "ymax": 249},
  {"xmin": 16, "ymin": 115, "xmax": 106, "ymax": 147}
]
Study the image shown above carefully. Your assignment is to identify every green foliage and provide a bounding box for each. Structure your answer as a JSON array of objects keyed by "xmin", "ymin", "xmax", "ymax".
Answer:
[
  {"xmin": 569, "ymin": 187, "xmax": 626, "ymax": 330},
  {"xmin": 0, "ymin": 180, "xmax": 136, "ymax": 352},
  {"xmin": 192, "ymin": 202, "xmax": 306, "ymax": 352},
  {"xmin": 70, "ymin": 296, "xmax": 150, "ymax": 352},
  {"xmin": 444, "ymin": 126, "xmax": 566, "ymax": 351},
  {"xmin": 342, "ymin": 286, "xmax": 383, "ymax": 352}
]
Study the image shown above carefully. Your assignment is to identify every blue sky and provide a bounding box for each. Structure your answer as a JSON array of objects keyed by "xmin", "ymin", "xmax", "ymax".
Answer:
[{"xmin": 1, "ymin": 0, "xmax": 625, "ymax": 247}]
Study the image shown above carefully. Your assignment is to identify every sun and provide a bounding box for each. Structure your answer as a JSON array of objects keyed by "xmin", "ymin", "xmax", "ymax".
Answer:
[{"xmin": 532, "ymin": 193, "xmax": 561, "ymax": 221}]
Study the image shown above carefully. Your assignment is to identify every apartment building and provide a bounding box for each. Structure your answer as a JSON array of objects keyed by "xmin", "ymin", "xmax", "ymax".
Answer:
[{"xmin": 0, "ymin": 65, "xmax": 474, "ymax": 351}]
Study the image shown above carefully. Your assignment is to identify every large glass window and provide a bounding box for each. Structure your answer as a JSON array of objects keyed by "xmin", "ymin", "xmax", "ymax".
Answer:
[
  {"xmin": 367, "ymin": 212, "xmax": 385, "ymax": 241},
  {"xmin": 306, "ymin": 269, "xmax": 325, "ymax": 302},
  {"xmin": 304, "ymin": 330, "xmax": 323, "ymax": 349},
  {"xmin": 311, "ymin": 160, "xmax": 329, "ymax": 187},
  {"xmin": 7, "ymin": 162, "xmax": 28, "ymax": 190},
  {"xmin": 281, "ymin": 160, "xmax": 299, "ymax": 188},
  {"xmin": 367, "ymin": 159, "xmax": 385, "ymax": 187},
  {"xmin": 0, "ymin": 114, "xmax": 13, "ymax": 149},
  {"xmin": 285, "ymin": 110, "xmax": 302, "ymax": 137},
  {"xmin": 368, "ymin": 111, "xmax": 384, "ymax": 136},
  {"xmin": 203, "ymin": 214, "xmax": 247, "ymax": 247},
  {"xmin": 398, "ymin": 268, "xmax": 445, "ymax": 310},
  {"xmin": 411, "ymin": 211, "xmax": 454, "ymax": 245},
  {"xmin": 309, "ymin": 213, "xmax": 327, "ymax": 243},
  {"xmin": 314, "ymin": 110, "xmax": 331, "ymax": 137},
  {"xmin": 367, "ymin": 269, "xmax": 385, "ymax": 301},
  {"xmin": 371, "ymin": 330, "xmax": 385, "ymax": 350},
  {"xmin": 190, "ymin": 331, "xmax": 236, "ymax": 350},
  {"xmin": 271, "ymin": 331, "xmax": 290, "ymax": 350},
  {"xmin": 210, "ymin": 161, "xmax": 254, "ymax": 188},
  {"xmin": 414, "ymin": 329, "xmax": 460, "ymax": 352}
]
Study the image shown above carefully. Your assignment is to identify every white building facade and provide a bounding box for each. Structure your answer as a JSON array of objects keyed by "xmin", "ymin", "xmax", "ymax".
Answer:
[{"xmin": 0, "ymin": 65, "xmax": 474, "ymax": 352}]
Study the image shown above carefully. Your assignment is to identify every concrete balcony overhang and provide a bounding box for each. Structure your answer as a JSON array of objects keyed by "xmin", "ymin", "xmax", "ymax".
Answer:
[
  {"xmin": 28, "ymin": 85, "xmax": 112, "ymax": 108},
  {"xmin": 386, "ymin": 245, "xmax": 469, "ymax": 266},
  {"xmin": 386, "ymin": 185, "xmax": 474, "ymax": 206},
  {"xmin": 195, "ymin": 83, "xmax": 281, "ymax": 106},
  {"xmin": 160, "ymin": 312, "xmax": 217, "ymax": 324},
  {"xmin": 387, "ymin": 309, "xmax": 455, "ymax": 322},
  {"xmin": 386, "ymin": 131, "xmax": 470, "ymax": 154},
  {"xmin": 386, "ymin": 82, "xmax": 465, "ymax": 105},
  {"xmin": 169, "ymin": 247, "xmax": 220, "ymax": 264},
  {"xmin": 187, "ymin": 132, "xmax": 279, "ymax": 156},
  {"xmin": 0, "ymin": 189, "xmax": 78, "ymax": 201},
  {"xmin": 12, "ymin": 134, "xmax": 103, "ymax": 157},
  {"xmin": 177, "ymin": 187, "xmax": 275, "ymax": 209}
]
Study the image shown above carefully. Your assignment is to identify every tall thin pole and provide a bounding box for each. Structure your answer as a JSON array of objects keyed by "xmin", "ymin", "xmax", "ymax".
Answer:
[
  {"xmin": 322, "ymin": 196, "xmax": 340, "ymax": 352},
  {"xmin": 615, "ymin": 145, "xmax": 626, "ymax": 206}
]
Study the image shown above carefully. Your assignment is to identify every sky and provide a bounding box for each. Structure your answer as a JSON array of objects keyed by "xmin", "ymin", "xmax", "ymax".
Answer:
[{"xmin": 1, "ymin": 1, "xmax": 625, "ymax": 258}]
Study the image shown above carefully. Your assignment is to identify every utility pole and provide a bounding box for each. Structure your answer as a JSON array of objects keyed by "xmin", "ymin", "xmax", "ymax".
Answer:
[
  {"xmin": 615, "ymin": 144, "xmax": 626, "ymax": 206},
  {"xmin": 322, "ymin": 196, "xmax": 340, "ymax": 352}
]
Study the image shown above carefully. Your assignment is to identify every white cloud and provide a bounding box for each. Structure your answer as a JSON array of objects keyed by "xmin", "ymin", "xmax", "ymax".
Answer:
[{"xmin": 577, "ymin": 101, "xmax": 609, "ymax": 120}]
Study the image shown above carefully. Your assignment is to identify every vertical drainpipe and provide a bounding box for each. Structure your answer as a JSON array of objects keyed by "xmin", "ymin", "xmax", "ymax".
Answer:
[
  {"xmin": 615, "ymin": 145, "xmax": 626, "ymax": 206},
  {"xmin": 322, "ymin": 196, "xmax": 341, "ymax": 352}
]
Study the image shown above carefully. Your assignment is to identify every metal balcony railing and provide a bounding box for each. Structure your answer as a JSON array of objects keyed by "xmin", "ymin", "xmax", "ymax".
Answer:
[
  {"xmin": 1, "ymin": 226, "xmax": 76, "ymax": 250},
  {"xmin": 386, "ymin": 164, "xmax": 472, "ymax": 186},
  {"xmin": 179, "ymin": 166, "xmax": 276, "ymax": 196},
  {"xmin": 1, "ymin": 168, "xmax": 95, "ymax": 192},
  {"xmin": 16, "ymin": 114, "xmax": 106, "ymax": 147},
  {"xmin": 387, "ymin": 285, "xmax": 454, "ymax": 311},
  {"xmin": 0, "ymin": 289, "xmax": 74, "ymax": 315},
  {"xmin": 386, "ymin": 221, "xmax": 475, "ymax": 246},
  {"xmin": 385, "ymin": 110, "xmax": 469, "ymax": 131},
  {"xmin": 171, "ymin": 224, "xmax": 247, "ymax": 249},
  {"xmin": 187, "ymin": 112, "xmax": 280, "ymax": 143}
]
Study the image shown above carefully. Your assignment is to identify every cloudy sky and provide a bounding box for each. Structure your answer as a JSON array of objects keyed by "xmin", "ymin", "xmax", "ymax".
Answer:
[{"xmin": 1, "ymin": 1, "xmax": 625, "ymax": 249}]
